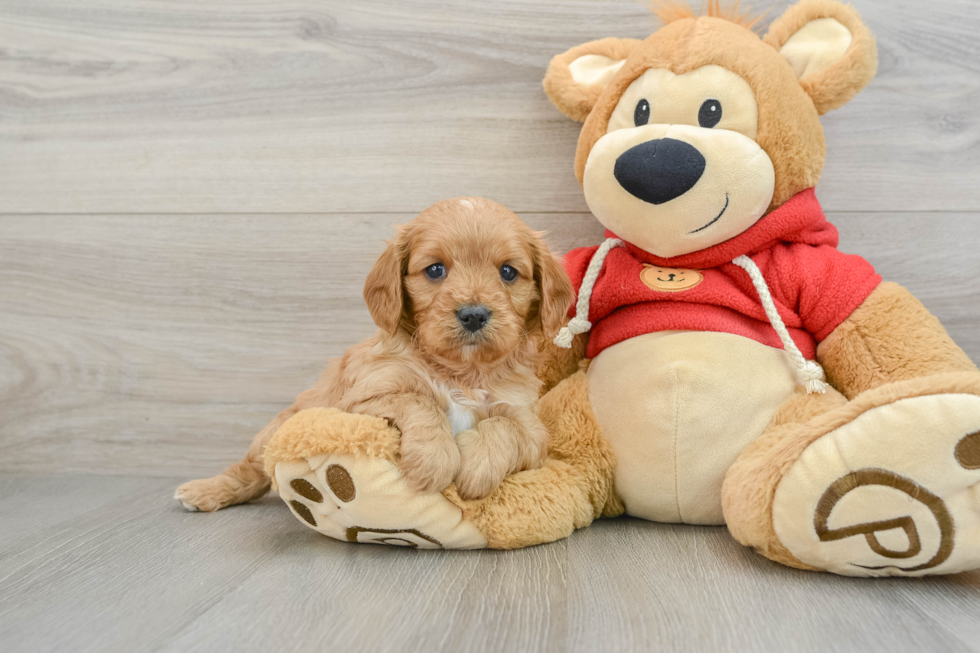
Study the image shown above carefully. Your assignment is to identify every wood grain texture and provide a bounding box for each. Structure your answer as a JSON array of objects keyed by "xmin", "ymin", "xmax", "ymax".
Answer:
[
  {"xmin": 1, "ymin": 0, "xmax": 979, "ymax": 214},
  {"xmin": 565, "ymin": 519, "xmax": 980, "ymax": 653},
  {"xmin": 0, "ymin": 474, "xmax": 977, "ymax": 653},
  {"xmin": 2, "ymin": 211, "xmax": 978, "ymax": 477}
]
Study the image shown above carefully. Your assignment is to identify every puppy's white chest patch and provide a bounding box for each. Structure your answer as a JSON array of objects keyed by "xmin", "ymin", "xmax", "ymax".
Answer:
[
  {"xmin": 440, "ymin": 386, "xmax": 490, "ymax": 437},
  {"xmin": 446, "ymin": 395, "xmax": 476, "ymax": 436}
]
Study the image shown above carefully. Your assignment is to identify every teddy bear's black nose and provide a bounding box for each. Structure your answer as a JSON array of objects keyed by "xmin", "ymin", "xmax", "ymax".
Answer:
[{"xmin": 614, "ymin": 138, "xmax": 706, "ymax": 205}]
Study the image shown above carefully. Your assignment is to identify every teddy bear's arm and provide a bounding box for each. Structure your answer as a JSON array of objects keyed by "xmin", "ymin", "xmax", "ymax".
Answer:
[
  {"xmin": 816, "ymin": 282, "xmax": 977, "ymax": 399},
  {"xmin": 534, "ymin": 330, "xmax": 588, "ymax": 396}
]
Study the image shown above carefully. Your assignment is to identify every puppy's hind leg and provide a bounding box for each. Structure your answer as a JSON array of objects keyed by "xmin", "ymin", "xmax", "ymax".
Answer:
[
  {"xmin": 174, "ymin": 418, "xmax": 281, "ymax": 512},
  {"xmin": 176, "ymin": 366, "xmax": 340, "ymax": 512}
]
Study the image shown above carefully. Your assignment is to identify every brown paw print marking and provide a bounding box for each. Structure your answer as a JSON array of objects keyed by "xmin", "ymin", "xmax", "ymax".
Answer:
[
  {"xmin": 346, "ymin": 526, "xmax": 442, "ymax": 548},
  {"xmin": 290, "ymin": 500, "xmax": 317, "ymax": 526},
  {"xmin": 290, "ymin": 478, "xmax": 323, "ymax": 503},
  {"xmin": 814, "ymin": 468, "xmax": 954, "ymax": 573},
  {"xmin": 955, "ymin": 431, "xmax": 980, "ymax": 470},
  {"xmin": 326, "ymin": 464, "xmax": 355, "ymax": 502}
]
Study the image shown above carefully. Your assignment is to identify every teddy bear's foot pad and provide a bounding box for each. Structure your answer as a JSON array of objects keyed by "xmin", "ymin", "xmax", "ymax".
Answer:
[
  {"xmin": 774, "ymin": 393, "xmax": 980, "ymax": 576},
  {"xmin": 275, "ymin": 454, "xmax": 487, "ymax": 549}
]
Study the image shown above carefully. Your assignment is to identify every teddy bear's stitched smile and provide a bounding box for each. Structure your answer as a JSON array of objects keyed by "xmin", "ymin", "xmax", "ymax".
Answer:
[{"xmin": 689, "ymin": 193, "xmax": 730, "ymax": 234}]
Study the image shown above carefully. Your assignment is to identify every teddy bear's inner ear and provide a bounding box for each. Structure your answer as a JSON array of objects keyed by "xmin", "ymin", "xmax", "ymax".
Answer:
[
  {"xmin": 779, "ymin": 17, "xmax": 852, "ymax": 80},
  {"xmin": 763, "ymin": 0, "xmax": 878, "ymax": 115},
  {"xmin": 568, "ymin": 54, "xmax": 627, "ymax": 88},
  {"xmin": 543, "ymin": 37, "xmax": 641, "ymax": 122}
]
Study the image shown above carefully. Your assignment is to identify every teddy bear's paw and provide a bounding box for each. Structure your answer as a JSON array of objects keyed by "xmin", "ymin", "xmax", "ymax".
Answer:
[
  {"xmin": 274, "ymin": 454, "xmax": 488, "ymax": 549},
  {"xmin": 773, "ymin": 392, "xmax": 980, "ymax": 577},
  {"xmin": 265, "ymin": 407, "xmax": 487, "ymax": 549}
]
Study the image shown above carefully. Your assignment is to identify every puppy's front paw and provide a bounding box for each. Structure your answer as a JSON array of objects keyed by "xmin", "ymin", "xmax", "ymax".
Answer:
[
  {"xmin": 399, "ymin": 433, "xmax": 460, "ymax": 494},
  {"xmin": 455, "ymin": 429, "xmax": 508, "ymax": 501}
]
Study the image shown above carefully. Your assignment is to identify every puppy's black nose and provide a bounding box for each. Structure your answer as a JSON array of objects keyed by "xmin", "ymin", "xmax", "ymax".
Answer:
[
  {"xmin": 614, "ymin": 138, "xmax": 706, "ymax": 205},
  {"xmin": 457, "ymin": 305, "xmax": 491, "ymax": 333}
]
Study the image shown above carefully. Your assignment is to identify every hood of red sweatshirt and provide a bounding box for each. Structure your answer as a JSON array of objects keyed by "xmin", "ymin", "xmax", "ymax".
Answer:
[{"xmin": 605, "ymin": 188, "xmax": 838, "ymax": 269}]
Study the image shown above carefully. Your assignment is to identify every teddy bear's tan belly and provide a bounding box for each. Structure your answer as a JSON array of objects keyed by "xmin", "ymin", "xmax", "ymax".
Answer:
[{"xmin": 587, "ymin": 331, "xmax": 798, "ymax": 525}]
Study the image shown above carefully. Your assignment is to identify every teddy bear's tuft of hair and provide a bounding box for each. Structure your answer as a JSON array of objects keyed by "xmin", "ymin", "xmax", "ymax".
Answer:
[{"xmin": 651, "ymin": 0, "xmax": 766, "ymax": 32}]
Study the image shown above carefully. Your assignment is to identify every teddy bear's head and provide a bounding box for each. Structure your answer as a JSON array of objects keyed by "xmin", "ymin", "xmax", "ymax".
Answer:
[{"xmin": 543, "ymin": 0, "xmax": 877, "ymax": 259}]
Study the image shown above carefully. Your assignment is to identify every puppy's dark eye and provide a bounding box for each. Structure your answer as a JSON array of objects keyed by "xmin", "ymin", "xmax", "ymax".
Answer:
[
  {"xmin": 499, "ymin": 265, "xmax": 518, "ymax": 282},
  {"xmin": 424, "ymin": 263, "xmax": 446, "ymax": 280},
  {"xmin": 634, "ymin": 99, "xmax": 650, "ymax": 127},
  {"xmin": 698, "ymin": 99, "xmax": 722, "ymax": 128}
]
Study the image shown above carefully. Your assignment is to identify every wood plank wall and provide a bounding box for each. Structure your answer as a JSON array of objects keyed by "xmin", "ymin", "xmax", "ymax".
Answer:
[{"xmin": 2, "ymin": 0, "xmax": 979, "ymax": 477}]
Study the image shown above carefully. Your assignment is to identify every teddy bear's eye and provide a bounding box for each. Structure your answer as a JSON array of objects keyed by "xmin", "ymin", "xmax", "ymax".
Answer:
[
  {"xmin": 698, "ymin": 99, "xmax": 722, "ymax": 128},
  {"xmin": 634, "ymin": 99, "xmax": 650, "ymax": 127}
]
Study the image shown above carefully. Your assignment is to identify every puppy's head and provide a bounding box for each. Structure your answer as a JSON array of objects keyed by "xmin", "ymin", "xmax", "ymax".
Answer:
[{"xmin": 364, "ymin": 197, "xmax": 573, "ymax": 366}]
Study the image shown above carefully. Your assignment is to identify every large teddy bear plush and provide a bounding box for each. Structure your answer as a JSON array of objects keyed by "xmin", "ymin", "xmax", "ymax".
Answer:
[{"xmin": 265, "ymin": 0, "xmax": 980, "ymax": 576}]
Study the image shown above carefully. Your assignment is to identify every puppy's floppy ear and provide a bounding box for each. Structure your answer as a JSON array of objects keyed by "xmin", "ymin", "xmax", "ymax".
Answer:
[
  {"xmin": 363, "ymin": 228, "xmax": 410, "ymax": 335},
  {"xmin": 543, "ymin": 37, "xmax": 642, "ymax": 122},
  {"xmin": 530, "ymin": 234, "xmax": 575, "ymax": 339},
  {"xmin": 764, "ymin": 0, "xmax": 878, "ymax": 115}
]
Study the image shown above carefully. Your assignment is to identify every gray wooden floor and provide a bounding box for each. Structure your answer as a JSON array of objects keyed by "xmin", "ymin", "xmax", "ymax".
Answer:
[
  {"xmin": 2, "ymin": 1, "xmax": 980, "ymax": 651},
  {"xmin": 2, "ymin": 474, "xmax": 979, "ymax": 653}
]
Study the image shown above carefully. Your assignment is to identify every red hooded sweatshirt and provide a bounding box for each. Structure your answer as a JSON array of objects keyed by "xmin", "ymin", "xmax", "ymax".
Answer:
[{"xmin": 564, "ymin": 189, "xmax": 882, "ymax": 360}]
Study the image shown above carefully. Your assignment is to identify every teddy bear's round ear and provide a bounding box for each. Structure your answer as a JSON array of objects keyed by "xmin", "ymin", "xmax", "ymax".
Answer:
[
  {"xmin": 763, "ymin": 0, "xmax": 878, "ymax": 115},
  {"xmin": 543, "ymin": 37, "xmax": 642, "ymax": 122}
]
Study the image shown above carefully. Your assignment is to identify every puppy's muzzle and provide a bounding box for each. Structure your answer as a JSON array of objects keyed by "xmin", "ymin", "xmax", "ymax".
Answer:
[
  {"xmin": 456, "ymin": 305, "xmax": 491, "ymax": 333},
  {"xmin": 613, "ymin": 138, "xmax": 706, "ymax": 205}
]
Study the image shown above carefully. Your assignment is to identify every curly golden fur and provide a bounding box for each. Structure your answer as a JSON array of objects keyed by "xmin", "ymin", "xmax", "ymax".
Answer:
[{"xmin": 175, "ymin": 197, "xmax": 573, "ymax": 509}]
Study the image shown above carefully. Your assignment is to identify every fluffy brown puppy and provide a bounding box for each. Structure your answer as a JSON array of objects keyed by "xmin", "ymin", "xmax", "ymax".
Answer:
[{"xmin": 175, "ymin": 197, "xmax": 573, "ymax": 510}]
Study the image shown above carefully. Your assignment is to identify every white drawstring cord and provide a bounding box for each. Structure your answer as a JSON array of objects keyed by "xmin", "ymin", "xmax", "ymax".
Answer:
[
  {"xmin": 554, "ymin": 238, "xmax": 624, "ymax": 348},
  {"xmin": 732, "ymin": 255, "xmax": 829, "ymax": 394}
]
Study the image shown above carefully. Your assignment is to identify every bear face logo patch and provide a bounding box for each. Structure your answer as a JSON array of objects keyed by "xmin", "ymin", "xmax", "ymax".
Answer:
[{"xmin": 640, "ymin": 265, "xmax": 704, "ymax": 293}]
